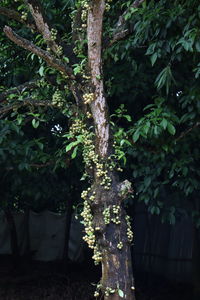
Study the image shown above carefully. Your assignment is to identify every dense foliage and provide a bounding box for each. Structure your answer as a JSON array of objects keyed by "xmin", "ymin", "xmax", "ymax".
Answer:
[{"xmin": 0, "ymin": 0, "xmax": 199, "ymax": 223}]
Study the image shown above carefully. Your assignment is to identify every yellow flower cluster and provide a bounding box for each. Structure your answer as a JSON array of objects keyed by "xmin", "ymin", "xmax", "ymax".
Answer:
[
  {"xmin": 21, "ymin": 11, "xmax": 28, "ymax": 21},
  {"xmin": 86, "ymin": 111, "xmax": 92, "ymax": 119},
  {"xmin": 81, "ymin": 0, "xmax": 89, "ymax": 28},
  {"xmin": 80, "ymin": 186, "xmax": 102, "ymax": 264},
  {"xmin": 117, "ymin": 241, "xmax": 123, "ymax": 249},
  {"xmin": 103, "ymin": 207, "xmax": 111, "ymax": 225},
  {"xmin": 52, "ymin": 89, "xmax": 63, "ymax": 108},
  {"xmin": 94, "ymin": 291, "xmax": 99, "ymax": 297},
  {"xmin": 81, "ymin": 199, "xmax": 95, "ymax": 248},
  {"xmin": 83, "ymin": 92, "xmax": 94, "ymax": 104},
  {"xmin": 51, "ymin": 28, "xmax": 57, "ymax": 41},
  {"xmin": 92, "ymin": 245, "xmax": 102, "ymax": 264},
  {"xmin": 103, "ymin": 205, "xmax": 122, "ymax": 225},
  {"xmin": 69, "ymin": 119, "xmax": 86, "ymax": 135},
  {"xmin": 97, "ymin": 162, "xmax": 112, "ymax": 190},
  {"xmin": 126, "ymin": 215, "xmax": 134, "ymax": 243},
  {"xmin": 111, "ymin": 205, "xmax": 121, "ymax": 224},
  {"xmin": 105, "ymin": 287, "xmax": 115, "ymax": 297},
  {"xmin": 56, "ymin": 45, "xmax": 63, "ymax": 56},
  {"xmin": 69, "ymin": 119, "xmax": 115, "ymax": 191},
  {"xmin": 105, "ymin": 0, "xmax": 113, "ymax": 12}
]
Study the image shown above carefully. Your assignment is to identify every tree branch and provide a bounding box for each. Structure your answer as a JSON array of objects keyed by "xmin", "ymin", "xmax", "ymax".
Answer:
[
  {"xmin": 25, "ymin": 0, "xmax": 60, "ymax": 55},
  {"xmin": 175, "ymin": 121, "xmax": 200, "ymax": 142},
  {"xmin": 0, "ymin": 80, "xmax": 38, "ymax": 103},
  {"xmin": 107, "ymin": 0, "xmax": 145, "ymax": 47},
  {"xmin": 25, "ymin": 0, "xmax": 77, "ymax": 64},
  {"xmin": 0, "ymin": 98, "xmax": 53, "ymax": 118},
  {"xmin": 0, "ymin": 7, "xmax": 36, "ymax": 30},
  {"xmin": 3, "ymin": 26, "xmax": 75, "ymax": 79}
]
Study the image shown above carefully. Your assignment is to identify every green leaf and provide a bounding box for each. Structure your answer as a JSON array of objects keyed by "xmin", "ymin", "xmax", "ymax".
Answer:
[
  {"xmin": 63, "ymin": 56, "xmax": 69, "ymax": 63},
  {"xmin": 38, "ymin": 65, "xmax": 44, "ymax": 77},
  {"xmin": 17, "ymin": 115, "xmax": 23, "ymax": 125},
  {"xmin": 154, "ymin": 125, "xmax": 158, "ymax": 135},
  {"xmin": 32, "ymin": 119, "xmax": 39, "ymax": 129},
  {"xmin": 124, "ymin": 115, "xmax": 132, "ymax": 122},
  {"xmin": 73, "ymin": 64, "xmax": 81, "ymax": 75},
  {"xmin": 162, "ymin": 144, "xmax": 169, "ymax": 152},
  {"xmin": 143, "ymin": 121, "xmax": 150, "ymax": 134},
  {"xmin": 150, "ymin": 53, "xmax": 158, "ymax": 66},
  {"xmin": 36, "ymin": 141, "xmax": 44, "ymax": 150},
  {"xmin": 145, "ymin": 43, "xmax": 156, "ymax": 55},
  {"xmin": 130, "ymin": 7, "xmax": 138, "ymax": 13},
  {"xmin": 71, "ymin": 146, "xmax": 78, "ymax": 159},
  {"xmin": 124, "ymin": 12, "xmax": 131, "ymax": 21},
  {"xmin": 195, "ymin": 41, "xmax": 200, "ymax": 52},
  {"xmin": 144, "ymin": 176, "xmax": 151, "ymax": 188},
  {"xmin": 150, "ymin": 206, "xmax": 156, "ymax": 214},
  {"xmin": 133, "ymin": 129, "xmax": 140, "ymax": 142},
  {"xmin": 65, "ymin": 140, "xmax": 81, "ymax": 152},
  {"xmin": 96, "ymin": 75, "xmax": 101, "ymax": 80},
  {"xmin": 160, "ymin": 118, "xmax": 168, "ymax": 129},
  {"xmin": 118, "ymin": 289, "xmax": 124, "ymax": 298},
  {"xmin": 167, "ymin": 123, "xmax": 176, "ymax": 135},
  {"xmin": 155, "ymin": 66, "xmax": 175, "ymax": 94}
]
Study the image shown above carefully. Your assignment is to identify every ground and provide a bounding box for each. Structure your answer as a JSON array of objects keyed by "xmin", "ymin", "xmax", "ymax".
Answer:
[{"xmin": 0, "ymin": 256, "xmax": 192, "ymax": 300}]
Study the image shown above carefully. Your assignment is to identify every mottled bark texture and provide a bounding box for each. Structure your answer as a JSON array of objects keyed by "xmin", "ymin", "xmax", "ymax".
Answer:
[
  {"xmin": 87, "ymin": 0, "xmax": 109, "ymax": 158},
  {"xmin": 87, "ymin": 1, "xmax": 135, "ymax": 299},
  {"xmin": 91, "ymin": 181, "xmax": 135, "ymax": 300}
]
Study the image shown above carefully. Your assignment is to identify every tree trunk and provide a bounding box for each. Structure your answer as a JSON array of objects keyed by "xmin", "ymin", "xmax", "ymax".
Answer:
[
  {"xmin": 85, "ymin": 1, "xmax": 136, "ymax": 299},
  {"xmin": 86, "ymin": 178, "xmax": 135, "ymax": 299}
]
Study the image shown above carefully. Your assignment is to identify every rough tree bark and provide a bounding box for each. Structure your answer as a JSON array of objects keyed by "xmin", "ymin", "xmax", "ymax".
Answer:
[{"xmin": 86, "ymin": 1, "xmax": 135, "ymax": 300}]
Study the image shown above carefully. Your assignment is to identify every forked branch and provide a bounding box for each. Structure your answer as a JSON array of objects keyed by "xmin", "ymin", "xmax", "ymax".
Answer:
[
  {"xmin": 25, "ymin": 0, "xmax": 61, "ymax": 55},
  {"xmin": 108, "ymin": 0, "xmax": 145, "ymax": 46},
  {"xmin": 25, "ymin": 0, "xmax": 76, "ymax": 64}
]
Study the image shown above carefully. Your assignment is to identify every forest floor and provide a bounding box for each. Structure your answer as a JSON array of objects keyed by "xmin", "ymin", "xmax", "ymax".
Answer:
[{"xmin": 0, "ymin": 257, "xmax": 193, "ymax": 300}]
